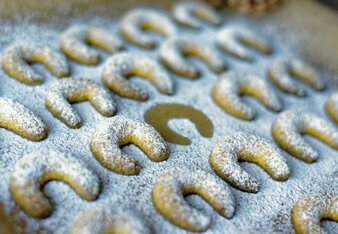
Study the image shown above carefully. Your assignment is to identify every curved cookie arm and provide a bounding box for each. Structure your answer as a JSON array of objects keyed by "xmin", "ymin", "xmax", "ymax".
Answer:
[
  {"xmin": 291, "ymin": 194, "xmax": 338, "ymax": 234},
  {"xmin": 210, "ymin": 132, "xmax": 290, "ymax": 193},
  {"xmin": 216, "ymin": 27, "xmax": 272, "ymax": 60},
  {"xmin": 272, "ymin": 110, "xmax": 338, "ymax": 163},
  {"xmin": 159, "ymin": 36, "xmax": 225, "ymax": 79},
  {"xmin": 152, "ymin": 166, "xmax": 235, "ymax": 232},
  {"xmin": 10, "ymin": 149, "xmax": 100, "ymax": 218},
  {"xmin": 212, "ymin": 71, "xmax": 282, "ymax": 120},
  {"xmin": 268, "ymin": 58, "xmax": 325, "ymax": 96},
  {"xmin": 60, "ymin": 26, "xmax": 123, "ymax": 65},
  {"xmin": 0, "ymin": 98, "xmax": 47, "ymax": 141},
  {"xmin": 2, "ymin": 42, "xmax": 69, "ymax": 85},
  {"xmin": 102, "ymin": 52, "xmax": 174, "ymax": 101},
  {"xmin": 172, "ymin": 1, "xmax": 220, "ymax": 29},
  {"xmin": 326, "ymin": 93, "xmax": 338, "ymax": 124},
  {"xmin": 120, "ymin": 8, "xmax": 177, "ymax": 49},
  {"xmin": 90, "ymin": 116, "xmax": 169, "ymax": 175},
  {"xmin": 45, "ymin": 78, "xmax": 117, "ymax": 128},
  {"xmin": 70, "ymin": 206, "xmax": 150, "ymax": 234}
]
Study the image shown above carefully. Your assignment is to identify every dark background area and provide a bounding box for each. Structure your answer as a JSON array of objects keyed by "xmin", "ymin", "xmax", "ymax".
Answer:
[{"xmin": 318, "ymin": 0, "xmax": 338, "ymax": 9}]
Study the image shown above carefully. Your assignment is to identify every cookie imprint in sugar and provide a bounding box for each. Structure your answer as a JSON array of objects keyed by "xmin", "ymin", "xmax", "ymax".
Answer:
[
  {"xmin": 60, "ymin": 26, "xmax": 123, "ymax": 65},
  {"xmin": 102, "ymin": 52, "xmax": 174, "ymax": 101},
  {"xmin": 268, "ymin": 58, "xmax": 325, "ymax": 96},
  {"xmin": 291, "ymin": 194, "xmax": 338, "ymax": 234},
  {"xmin": 325, "ymin": 93, "xmax": 338, "ymax": 124},
  {"xmin": 70, "ymin": 206, "xmax": 150, "ymax": 234},
  {"xmin": 119, "ymin": 8, "xmax": 177, "ymax": 49},
  {"xmin": 45, "ymin": 77, "xmax": 116, "ymax": 128},
  {"xmin": 90, "ymin": 116, "xmax": 169, "ymax": 175},
  {"xmin": 0, "ymin": 97, "xmax": 47, "ymax": 141},
  {"xmin": 272, "ymin": 110, "xmax": 338, "ymax": 163},
  {"xmin": 210, "ymin": 132, "xmax": 290, "ymax": 193},
  {"xmin": 159, "ymin": 36, "xmax": 226, "ymax": 79},
  {"xmin": 212, "ymin": 71, "xmax": 282, "ymax": 120},
  {"xmin": 152, "ymin": 166, "xmax": 235, "ymax": 232},
  {"xmin": 172, "ymin": 1, "xmax": 221, "ymax": 29},
  {"xmin": 10, "ymin": 148, "xmax": 100, "ymax": 219},
  {"xmin": 216, "ymin": 26, "xmax": 272, "ymax": 60},
  {"xmin": 2, "ymin": 42, "xmax": 69, "ymax": 85}
]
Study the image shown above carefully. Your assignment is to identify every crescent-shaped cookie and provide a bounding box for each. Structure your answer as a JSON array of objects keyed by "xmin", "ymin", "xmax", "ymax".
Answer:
[{"xmin": 326, "ymin": 93, "xmax": 338, "ymax": 124}]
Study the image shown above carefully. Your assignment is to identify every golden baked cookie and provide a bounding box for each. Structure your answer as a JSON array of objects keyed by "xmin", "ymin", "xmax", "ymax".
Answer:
[
  {"xmin": 70, "ymin": 205, "xmax": 150, "ymax": 234},
  {"xmin": 291, "ymin": 193, "xmax": 338, "ymax": 234},
  {"xmin": 60, "ymin": 25, "xmax": 123, "ymax": 65},
  {"xmin": 212, "ymin": 71, "xmax": 282, "ymax": 120},
  {"xmin": 119, "ymin": 8, "xmax": 176, "ymax": 49},
  {"xmin": 102, "ymin": 52, "xmax": 174, "ymax": 101},
  {"xmin": 227, "ymin": 0, "xmax": 282, "ymax": 16},
  {"xmin": 210, "ymin": 132, "xmax": 290, "ymax": 193},
  {"xmin": 152, "ymin": 166, "xmax": 235, "ymax": 232},
  {"xmin": 159, "ymin": 36, "xmax": 226, "ymax": 79},
  {"xmin": 0, "ymin": 97, "xmax": 47, "ymax": 141},
  {"xmin": 272, "ymin": 110, "xmax": 338, "ymax": 163},
  {"xmin": 326, "ymin": 92, "xmax": 338, "ymax": 124},
  {"xmin": 10, "ymin": 148, "xmax": 100, "ymax": 218},
  {"xmin": 90, "ymin": 116, "xmax": 169, "ymax": 175},
  {"xmin": 2, "ymin": 42, "xmax": 69, "ymax": 85},
  {"xmin": 268, "ymin": 58, "xmax": 325, "ymax": 96},
  {"xmin": 172, "ymin": 1, "xmax": 221, "ymax": 29},
  {"xmin": 216, "ymin": 26, "xmax": 272, "ymax": 60},
  {"xmin": 45, "ymin": 77, "xmax": 116, "ymax": 128}
]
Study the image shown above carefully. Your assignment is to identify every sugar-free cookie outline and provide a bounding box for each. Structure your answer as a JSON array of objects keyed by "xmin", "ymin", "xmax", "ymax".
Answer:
[
  {"xmin": 326, "ymin": 93, "xmax": 338, "ymax": 124},
  {"xmin": 10, "ymin": 149, "xmax": 100, "ymax": 218},
  {"xmin": 70, "ymin": 206, "xmax": 150, "ymax": 234},
  {"xmin": 2, "ymin": 42, "xmax": 69, "ymax": 85},
  {"xmin": 0, "ymin": 98, "xmax": 47, "ymax": 141},
  {"xmin": 60, "ymin": 26, "xmax": 123, "ymax": 65},
  {"xmin": 216, "ymin": 26, "xmax": 272, "ymax": 60},
  {"xmin": 152, "ymin": 166, "xmax": 235, "ymax": 232},
  {"xmin": 45, "ymin": 77, "xmax": 116, "ymax": 128},
  {"xmin": 102, "ymin": 52, "xmax": 174, "ymax": 101},
  {"xmin": 210, "ymin": 132, "xmax": 290, "ymax": 193},
  {"xmin": 268, "ymin": 58, "xmax": 325, "ymax": 96},
  {"xmin": 119, "ymin": 8, "xmax": 177, "ymax": 49},
  {"xmin": 212, "ymin": 71, "xmax": 282, "ymax": 120},
  {"xmin": 291, "ymin": 194, "xmax": 338, "ymax": 234},
  {"xmin": 91, "ymin": 116, "xmax": 169, "ymax": 175},
  {"xmin": 172, "ymin": 1, "xmax": 221, "ymax": 29},
  {"xmin": 159, "ymin": 36, "xmax": 226, "ymax": 79},
  {"xmin": 272, "ymin": 110, "xmax": 338, "ymax": 163}
]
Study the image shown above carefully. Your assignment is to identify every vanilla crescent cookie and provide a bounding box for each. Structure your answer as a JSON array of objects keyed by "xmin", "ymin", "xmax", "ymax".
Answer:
[
  {"xmin": 172, "ymin": 1, "xmax": 221, "ymax": 29},
  {"xmin": 159, "ymin": 36, "xmax": 226, "ymax": 79},
  {"xmin": 210, "ymin": 132, "xmax": 290, "ymax": 193},
  {"xmin": 0, "ymin": 97, "xmax": 47, "ymax": 141},
  {"xmin": 70, "ymin": 206, "xmax": 150, "ymax": 234},
  {"xmin": 91, "ymin": 116, "xmax": 169, "ymax": 175},
  {"xmin": 272, "ymin": 110, "xmax": 338, "ymax": 163},
  {"xmin": 291, "ymin": 194, "xmax": 338, "ymax": 234},
  {"xmin": 119, "ymin": 8, "xmax": 177, "ymax": 49},
  {"xmin": 102, "ymin": 52, "xmax": 174, "ymax": 101},
  {"xmin": 212, "ymin": 71, "xmax": 282, "ymax": 120},
  {"xmin": 2, "ymin": 42, "xmax": 69, "ymax": 85},
  {"xmin": 216, "ymin": 26, "xmax": 272, "ymax": 60},
  {"xmin": 326, "ymin": 93, "xmax": 338, "ymax": 124},
  {"xmin": 152, "ymin": 166, "xmax": 235, "ymax": 232},
  {"xmin": 60, "ymin": 26, "xmax": 123, "ymax": 65},
  {"xmin": 268, "ymin": 58, "xmax": 325, "ymax": 96},
  {"xmin": 10, "ymin": 148, "xmax": 100, "ymax": 218},
  {"xmin": 45, "ymin": 77, "xmax": 116, "ymax": 128}
]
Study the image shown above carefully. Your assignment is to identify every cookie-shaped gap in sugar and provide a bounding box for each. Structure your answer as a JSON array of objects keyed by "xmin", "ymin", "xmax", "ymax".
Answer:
[
  {"xmin": 326, "ymin": 93, "xmax": 338, "ymax": 124},
  {"xmin": 45, "ymin": 77, "xmax": 117, "ymax": 128},
  {"xmin": 2, "ymin": 42, "xmax": 69, "ymax": 85},
  {"xmin": 272, "ymin": 110, "xmax": 338, "ymax": 163},
  {"xmin": 152, "ymin": 166, "xmax": 235, "ymax": 232},
  {"xmin": 10, "ymin": 148, "xmax": 100, "ymax": 218},
  {"xmin": 90, "ymin": 116, "xmax": 169, "ymax": 175}
]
